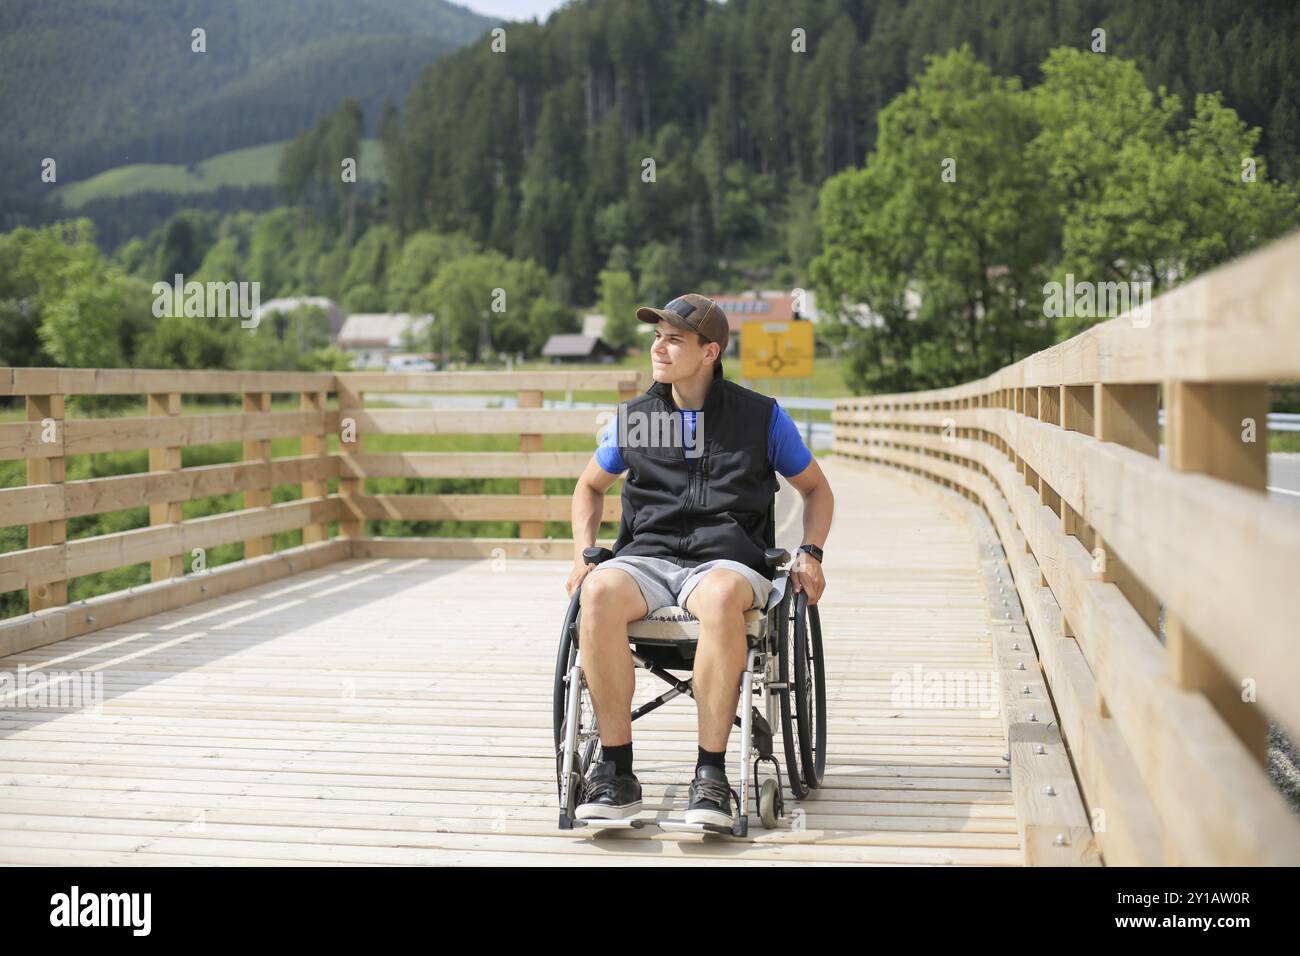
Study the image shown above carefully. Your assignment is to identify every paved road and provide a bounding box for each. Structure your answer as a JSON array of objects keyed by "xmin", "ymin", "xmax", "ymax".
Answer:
[{"xmin": 1269, "ymin": 453, "xmax": 1300, "ymax": 504}]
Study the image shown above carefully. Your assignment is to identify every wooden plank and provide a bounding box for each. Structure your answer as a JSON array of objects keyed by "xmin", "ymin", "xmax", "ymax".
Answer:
[
  {"xmin": 62, "ymin": 457, "xmax": 338, "ymax": 519},
  {"xmin": 0, "ymin": 421, "xmax": 63, "ymax": 461},
  {"xmin": 1037, "ymin": 386, "xmax": 1059, "ymax": 426},
  {"xmin": 351, "ymin": 408, "xmax": 606, "ymax": 437},
  {"xmin": 1095, "ymin": 384, "xmax": 1158, "ymax": 457},
  {"xmin": 340, "ymin": 495, "xmax": 620, "ymax": 523},
  {"xmin": 242, "ymin": 392, "xmax": 274, "ymax": 558},
  {"xmin": 0, "ymin": 539, "xmax": 349, "ymax": 657},
  {"xmin": 148, "ymin": 392, "xmax": 184, "ymax": 581},
  {"xmin": 300, "ymin": 391, "xmax": 330, "ymax": 545},
  {"xmin": 1163, "ymin": 382, "xmax": 1271, "ymax": 769},
  {"xmin": 337, "ymin": 382, "xmax": 364, "ymax": 539},
  {"xmin": 1060, "ymin": 385, "xmax": 1094, "ymax": 436},
  {"xmin": 518, "ymin": 389, "xmax": 544, "ymax": 538},
  {"xmin": 56, "ymin": 499, "xmax": 340, "ymax": 582},
  {"xmin": 349, "ymin": 538, "xmax": 597, "ymax": 561},
  {"xmin": 0, "ymin": 484, "xmax": 63, "ymax": 526},
  {"xmin": 63, "ymin": 411, "xmax": 333, "ymax": 456},
  {"xmin": 336, "ymin": 370, "xmax": 641, "ymax": 394},
  {"xmin": 340, "ymin": 452, "xmax": 590, "ymax": 480},
  {"xmin": 1, "ymin": 368, "xmax": 334, "ymax": 396},
  {"xmin": 867, "ymin": 464, "xmax": 1112, "ymax": 864},
  {"xmin": 25, "ymin": 394, "xmax": 67, "ymax": 611}
]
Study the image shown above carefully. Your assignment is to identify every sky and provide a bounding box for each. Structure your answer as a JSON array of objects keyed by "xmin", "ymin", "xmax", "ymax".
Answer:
[{"xmin": 457, "ymin": 0, "xmax": 572, "ymax": 21}]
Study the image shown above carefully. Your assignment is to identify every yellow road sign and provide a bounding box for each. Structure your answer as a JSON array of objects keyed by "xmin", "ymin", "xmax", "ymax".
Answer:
[{"xmin": 740, "ymin": 320, "xmax": 814, "ymax": 378}]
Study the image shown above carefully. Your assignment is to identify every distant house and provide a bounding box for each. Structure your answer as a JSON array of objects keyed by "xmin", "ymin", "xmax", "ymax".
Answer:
[
  {"xmin": 581, "ymin": 313, "xmax": 608, "ymax": 339},
  {"xmin": 541, "ymin": 334, "xmax": 616, "ymax": 364},
  {"xmin": 336, "ymin": 313, "xmax": 434, "ymax": 369},
  {"xmin": 253, "ymin": 297, "xmax": 344, "ymax": 334}
]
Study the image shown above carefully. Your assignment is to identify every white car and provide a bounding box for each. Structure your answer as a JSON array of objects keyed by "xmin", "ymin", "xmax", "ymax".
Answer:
[{"xmin": 387, "ymin": 355, "xmax": 439, "ymax": 373}]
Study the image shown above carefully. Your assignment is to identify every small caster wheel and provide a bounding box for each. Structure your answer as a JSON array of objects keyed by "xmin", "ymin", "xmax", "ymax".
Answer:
[{"xmin": 759, "ymin": 778, "xmax": 780, "ymax": 829}]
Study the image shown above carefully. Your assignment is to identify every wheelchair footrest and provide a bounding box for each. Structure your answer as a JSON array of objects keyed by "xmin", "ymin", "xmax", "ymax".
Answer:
[
  {"xmin": 655, "ymin": 819, "xmax": 735, "ymax": 835},
  {"xmin": 570, "ymin": 817, "xmax": 649, "ymax": 830}
]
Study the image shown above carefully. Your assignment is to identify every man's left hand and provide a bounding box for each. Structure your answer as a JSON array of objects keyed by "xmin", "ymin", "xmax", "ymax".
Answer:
[{"xmin": 791, "ymin": 550, "xmax": 825, "ymax": 604}]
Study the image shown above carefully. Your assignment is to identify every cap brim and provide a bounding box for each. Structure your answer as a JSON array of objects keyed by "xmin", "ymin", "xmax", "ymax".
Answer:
[{"xmin": 636, "ymin": 306, "xmax": 694, "ymax": 334}]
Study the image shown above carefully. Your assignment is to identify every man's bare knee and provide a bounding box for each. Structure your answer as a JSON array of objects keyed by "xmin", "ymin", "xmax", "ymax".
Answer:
[
  {"xmin": 687, "ymin": 570, "xmax": 751, "ymax": 624},
  {"xmin": 580, "ymin": 568, "xmax": 647, "ymax": 625}
]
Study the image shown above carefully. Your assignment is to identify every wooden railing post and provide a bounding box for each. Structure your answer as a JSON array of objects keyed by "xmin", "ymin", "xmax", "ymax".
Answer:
[
  {"xmin": 518, "ymin": 388, "xmax": 544, "ymax": 539},
  {"xmin": 148, "ymin": 392, "xmax": 184, "ymax": 579},
  {"xmin": 242, "ymin": 391, "xmax": 273, "ymax": 558},
  {"xmin": 337, "ymin": 381, "xmax": 364, "ymax": 539},
  {"xmin": 1094, "ymin": 384, "xmax": 1157, "ymax": 456},
  {"xmin": 1059, "ymin": 385, "xmax": 1093, "ymax": 540},
  {"xmin": 300, "ymin": 390, "xmax": 329, "ymax": 544},
  {"xmin": 1092, "ymin": 384, "xmax": 1160, "ymax": 634},
  {"xmin": 1163, "ymin": 381, "xmax": 1270, "ymax": 766},
  {"xmin": 26, "ymin": 393, "xmax": 67, "ymax": 611}
]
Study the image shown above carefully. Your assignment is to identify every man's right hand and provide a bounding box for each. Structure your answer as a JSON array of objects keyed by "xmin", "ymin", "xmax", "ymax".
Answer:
[{"xmin": 566, "ymin": 559, "xmax": 597, "ymax": 598}]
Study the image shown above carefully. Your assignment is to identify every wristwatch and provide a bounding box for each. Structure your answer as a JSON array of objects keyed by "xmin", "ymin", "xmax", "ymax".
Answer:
[{"xmin": 798, "ymin": 543, "xmax": 824, "ymax": 563}]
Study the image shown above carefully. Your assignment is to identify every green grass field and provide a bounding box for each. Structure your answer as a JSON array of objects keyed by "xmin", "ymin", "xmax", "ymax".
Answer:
[{"xmin": 56, "ymin": 139, "xmax": 386, "ymax": 208}]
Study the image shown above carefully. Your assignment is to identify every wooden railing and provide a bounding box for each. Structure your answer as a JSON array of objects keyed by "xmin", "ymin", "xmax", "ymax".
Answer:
[
  {"xmin": 833, "ymin": 231, "xmax": 1300, "ymax": 865},
  {"xmin": 0, "ymin": 367, "xmax": 642, "ymax": 657}
]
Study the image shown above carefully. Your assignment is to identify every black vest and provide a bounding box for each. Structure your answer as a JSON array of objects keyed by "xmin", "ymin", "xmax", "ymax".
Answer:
[{"xmin": 611, "ymin": 362, "xmax": 779, "ymax": 580}]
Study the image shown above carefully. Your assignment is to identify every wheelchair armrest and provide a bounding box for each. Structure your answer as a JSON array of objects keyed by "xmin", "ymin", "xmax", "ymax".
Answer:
[
  {"xmin": 582, "ymin": 547, "xmax": 614, "ymax": 565},
  {"xmin": 763, "ymin": 548, "xmax": 790, "ymax": 570}
]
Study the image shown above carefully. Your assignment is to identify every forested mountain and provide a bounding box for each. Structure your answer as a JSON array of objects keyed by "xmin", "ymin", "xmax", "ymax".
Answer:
[
  {"xmin": 382, "ymin": 0, "xmax": 1300, "ymax": 301},
  {"xmin": 5, "ymin": 0, "xmax": 1297, "ymax": 390},
  {"xmin": 0, "ymin": 0, "xmax": 495, "ymax": 185}
]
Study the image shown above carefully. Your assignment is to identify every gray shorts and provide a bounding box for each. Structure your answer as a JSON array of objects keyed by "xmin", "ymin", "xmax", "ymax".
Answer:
[{"xmin": 587, "ymin": 554, "xmax": 773, "ymax": 614}]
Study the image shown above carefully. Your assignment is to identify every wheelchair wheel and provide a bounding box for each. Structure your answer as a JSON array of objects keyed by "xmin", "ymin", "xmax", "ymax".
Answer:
[
  {"xmin": 792, "ymin": 592, "xmax": 827, "ymax": 788},
  {"xmin": 776, "ymin": 587, "xmax": 810, "ymax": 799},
  {"xmin": 758, "ymin": 778, "xmax": 780, "ymax": 830},
  {"xmin": 553, "ymin": 595, "xmax": 600, "ymax": 813}
]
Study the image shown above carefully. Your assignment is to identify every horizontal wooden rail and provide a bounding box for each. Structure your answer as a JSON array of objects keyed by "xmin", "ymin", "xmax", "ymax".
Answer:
[
  {"xmin": 833, "ymin": 231, "xmax": 1300, "ymax": 866},
  {"xmin": 349, "ymin": 408, "xmax": 605, "ymax": 437},
  {"xmin": 0, "ymin": 367, "xmax": 643, "ymax": 655},
  {"xmin": 337, "ymin": 369, "xmax": 640, "ymax": 393},
  {"xmin": 0, "ymin": 368, "xmax": 336, "ymax": 396},
  {"xmin": 339, "ymin": 451, "xmax": 591, "ymax": 479},
  {"xmin": 340, "ymin": 494, "xmax": 620, "ymax": 523}
]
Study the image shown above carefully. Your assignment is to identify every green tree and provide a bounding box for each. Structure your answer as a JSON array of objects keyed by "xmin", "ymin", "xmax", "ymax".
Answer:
[
  {"xmin": 420, "ymin": 252, "xmax": 571, "ymax": 361},
  {"xmin": 812, "ymin": 46, "xmax": 1054, "ymax": 391},
  {"xmin": 597, "ymin": 269, "xmax": 639, "ymax": 353}
]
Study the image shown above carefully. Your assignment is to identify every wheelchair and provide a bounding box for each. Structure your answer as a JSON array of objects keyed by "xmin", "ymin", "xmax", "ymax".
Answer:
[{"xmin": 554, "ymin": 545, "xmax": 827, "ymax": 837}]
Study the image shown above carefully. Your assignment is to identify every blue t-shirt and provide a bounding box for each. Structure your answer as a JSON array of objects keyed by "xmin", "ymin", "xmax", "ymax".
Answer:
[{"xmin": 595, "ymin": 402, "xmax": 813, "ymax": 478}]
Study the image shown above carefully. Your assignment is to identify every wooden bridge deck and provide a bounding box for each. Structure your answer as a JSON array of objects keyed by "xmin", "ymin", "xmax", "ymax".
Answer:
[{"xmin": 0, "ymin": 457, "xmax": 1035, "ymax": 865}]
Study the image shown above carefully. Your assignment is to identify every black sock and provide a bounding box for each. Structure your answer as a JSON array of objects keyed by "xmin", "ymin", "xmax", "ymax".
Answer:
[
  {"xmin": 602, "ymin": 741, "xmax": 634, "ymax": 777},
  {"xmin": 697, "ymin": 746, "xmax": 726, "ymax": 774}
]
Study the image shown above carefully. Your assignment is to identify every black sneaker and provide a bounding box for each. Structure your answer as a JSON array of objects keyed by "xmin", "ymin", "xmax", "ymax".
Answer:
[
  {"xmin": 575, "ymin": 759, "xmax": 643, "ymax": 820},
  {"xmin": 684, "ymin": 764, "xmax": 735, "ymax": 828}
]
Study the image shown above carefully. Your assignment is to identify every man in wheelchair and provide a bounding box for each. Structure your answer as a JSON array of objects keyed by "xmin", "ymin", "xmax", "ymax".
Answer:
[{"xmin": 565, "ymin": 293, "xmax": 835, "ymax": 828}]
